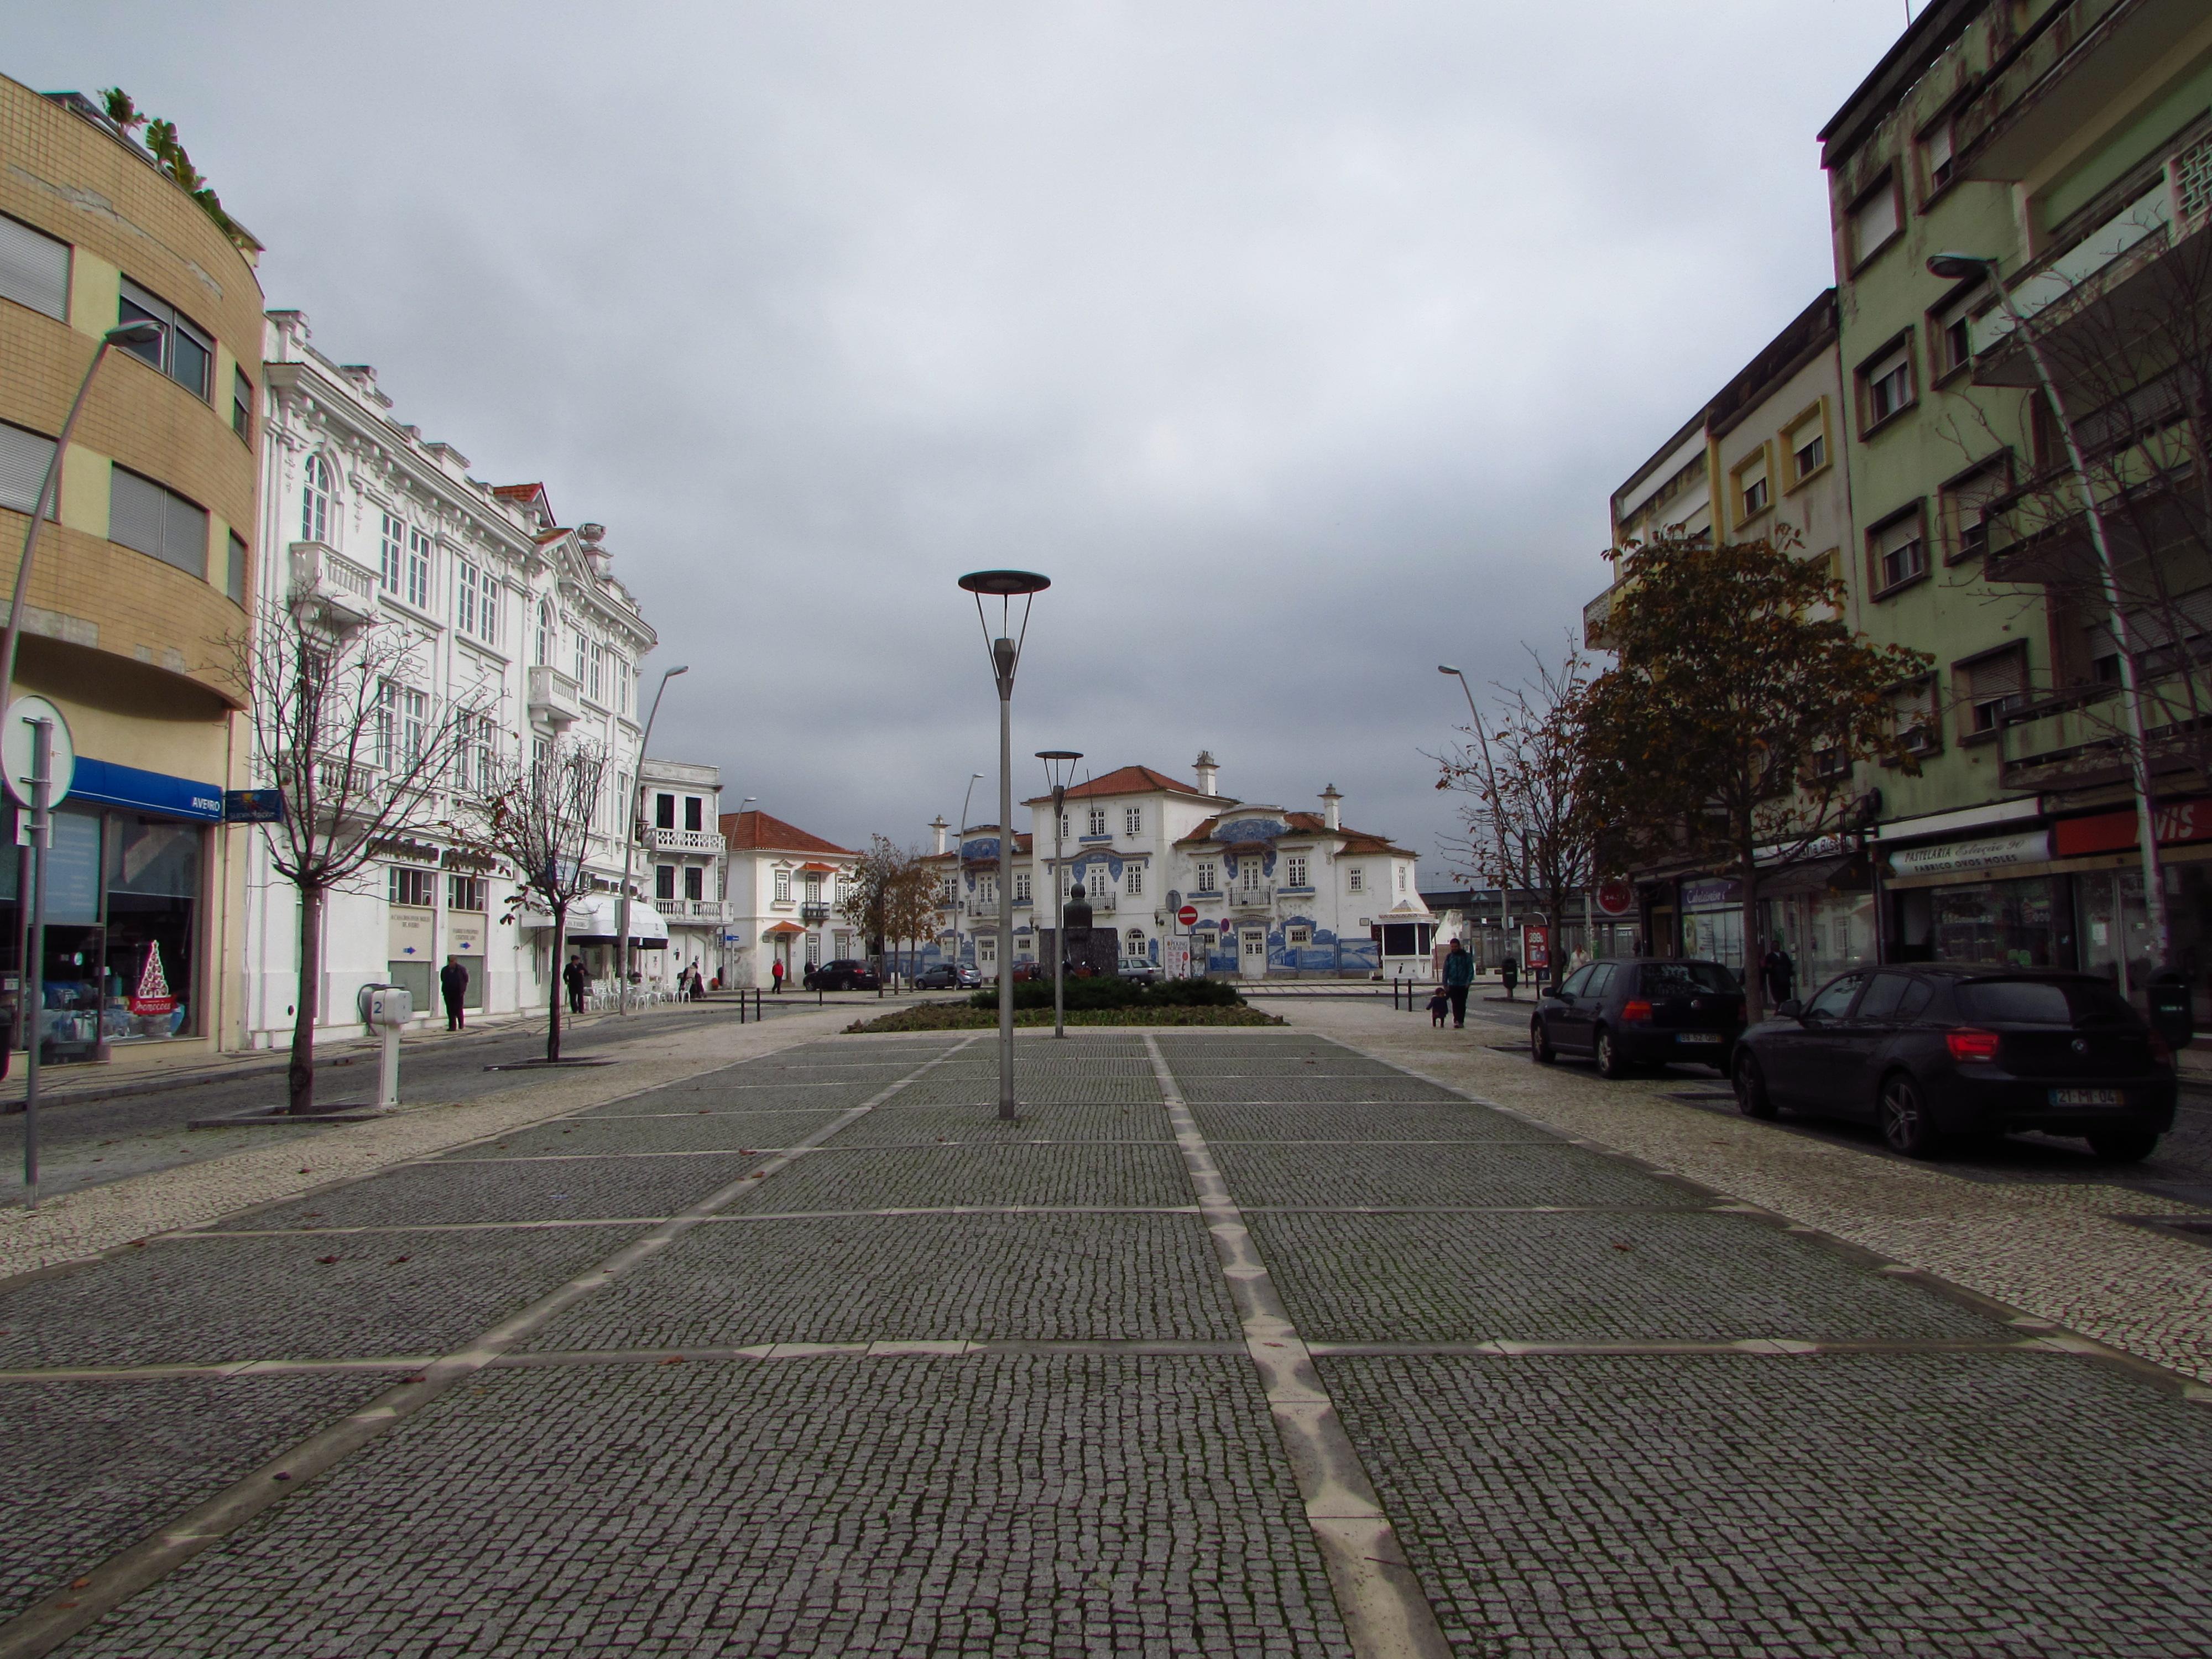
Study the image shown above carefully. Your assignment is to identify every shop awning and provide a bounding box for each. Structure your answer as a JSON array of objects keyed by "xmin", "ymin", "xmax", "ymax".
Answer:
[
  {"xmin": 763, "ymin": 921, "xmax": 807, "ymax": 938},
  {"xmin": 527, "ymin": 893, "xmax": 669, "ymax": 946},
  {"xmin": 1752, "ymin": 854, "xmax": 1868, "ymax": 897},
  {"xmin": 798, "ymin": 861, "xmax": 839, "ymax": 873}
]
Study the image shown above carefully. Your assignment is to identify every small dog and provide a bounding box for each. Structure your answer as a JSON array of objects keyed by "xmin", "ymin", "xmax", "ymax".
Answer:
[{"xmin": 1427, "ymin": 991, "xmax": 1450, "ymax": 1027}]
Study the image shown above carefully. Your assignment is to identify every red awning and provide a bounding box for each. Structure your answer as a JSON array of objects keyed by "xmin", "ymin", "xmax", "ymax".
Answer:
[
  {"xmin": 763, "ymin": 922, "xmax": 807, "ymax": 938},
  {"xmin": 798, "ymin": 861, "xmax": 839, "ymax": 873}
]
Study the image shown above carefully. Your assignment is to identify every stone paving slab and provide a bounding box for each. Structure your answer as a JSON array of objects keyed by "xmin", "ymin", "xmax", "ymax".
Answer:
[
  {"xmin": 726, "ymin": 1142, "xmax": 1194, "ymax": 1212},
  {"xmin": 1180, "ymin": 1074, "xmax": 1464, "ymax": 1104},
  {"xmin": 1191, "ymin": 1100, "xmax": 1569, "ymax": 1143},
  {"xmin": 1323, "ymin": 1352, "xmax": 2212, "ymax": 1657},
  {"xmin": 826, "ymin": 1101, "xmax": 1175, "ymax": 1144},
  {"xmin": 1, "ymin": 1372, "xmax": 389, "ymax": 1624},
  {"xmin": 55, "ymin": 1356, "xmax": 1351, "ymax": 1658},
  {"xmin": 894, "ymin": 1071, "xmax": 1167, "ymax": 1107},
  {"xmin": 570, "ymin": 1084, "xmax": 880, "ymax": 1117},
  {"xmin": 1212, "ymin": 1139, "xmax": 1688, "ymax": 1209},
  {"xmin": 438, "ymin": 1112, "xmax": 848, "ymax": 1159},
  {"xmin": 230, "ymin": 1150, "xmax": 767, "ymax": 1230},
  {"xmin": 523, "ymin": 1213, "xmax": 1239, "ymax": 1348},
  {"xmin": 1248, "ymin": 1209, "xmax": 2018, "ymax": 1344},
  {"xmin": 0, "ymin": 1226, "xmax": 633, "ymax": 1368}
]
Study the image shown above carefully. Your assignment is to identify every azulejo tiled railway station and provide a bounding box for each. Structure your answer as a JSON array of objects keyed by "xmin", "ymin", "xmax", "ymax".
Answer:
[{"xmin": 2, "ymin": 1004, "xmax": 2208, "ymax": 1656}]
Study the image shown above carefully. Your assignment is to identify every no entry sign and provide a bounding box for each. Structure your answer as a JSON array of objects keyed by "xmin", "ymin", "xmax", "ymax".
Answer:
[{"xmin": 1177, "ymin": 905, "xmax": 1199, "ymax": 926}]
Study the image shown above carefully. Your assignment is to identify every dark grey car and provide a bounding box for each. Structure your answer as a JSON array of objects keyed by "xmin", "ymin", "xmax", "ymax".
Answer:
[{"xmin": 1531, "ymin": 957, "xmax": 1746, "ymax": 1079}]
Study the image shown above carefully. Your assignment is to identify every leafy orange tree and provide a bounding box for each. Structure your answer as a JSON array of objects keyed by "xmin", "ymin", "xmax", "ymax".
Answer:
[{"xmin": 1577, "ymin": 533, "xmax": 1930, "ymax": 1018}]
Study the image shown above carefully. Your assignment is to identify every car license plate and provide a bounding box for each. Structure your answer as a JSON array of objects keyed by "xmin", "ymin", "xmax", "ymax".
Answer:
[
  {"xmin": 2049, "ymin": 1088, "xmax": 2122, "ymax": 1107},
  {"xmin": 1676, "ymin": 1032, "xmax": 1722, "ymax": 1045}
]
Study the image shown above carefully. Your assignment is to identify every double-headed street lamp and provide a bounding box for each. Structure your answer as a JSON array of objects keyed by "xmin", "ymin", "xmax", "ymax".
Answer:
[
  {"xmin": 1037, "ymin": 749, "xmax": 1083, "ymax": 1039},
  {"xmin": 959, "ymin": 569, "xmax": 1049, "ymax": 1121},
  {"xmin": 615, "ymin": 662, "xmax": 689, "ymax": 1015},
  {"xmin": 1926, "ymin": 250, "xmax": 2169, "ymax": 973}
]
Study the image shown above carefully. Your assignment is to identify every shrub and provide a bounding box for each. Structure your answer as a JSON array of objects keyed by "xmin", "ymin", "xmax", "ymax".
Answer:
[{"xmin": 966, "ymin": 976, "xmax": 1243, "ymax": 1012}]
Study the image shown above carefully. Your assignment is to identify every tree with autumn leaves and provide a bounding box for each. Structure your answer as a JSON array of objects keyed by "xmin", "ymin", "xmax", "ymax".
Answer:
[{"xmin": 1577, "ymin": 532, "xmax": 1931, "ymax": 1019}]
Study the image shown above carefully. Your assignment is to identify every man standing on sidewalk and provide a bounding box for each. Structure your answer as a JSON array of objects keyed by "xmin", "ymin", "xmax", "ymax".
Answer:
[
  {"xmin": 439, "ymin": 956, "xmax": 469, "ymax": 1031},
  {"xmin": 1442, "ymin": 937, "xmax": 1474, "ymax": 1029},
  {"xmin": 564, "ymin": 954, "xmax": 588, "ymax": 1016}
]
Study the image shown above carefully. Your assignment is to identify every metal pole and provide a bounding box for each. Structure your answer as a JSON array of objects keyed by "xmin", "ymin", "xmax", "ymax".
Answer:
[
  {"xmin": 1051, "ymin": 784, "xmax": 1067, "ymax": 1038},
  {"xmin": 1983, "ymin": 270, "xmax": 2171, "ymax": 974},
  {"xmin": 995, "ymin": 645, "xmax": 1016, "ymax": 1120},
  {"xmin": 1443, "ymin": 670, "xmax": 1514, "ymax": 978},
  {"xmin": 615, "ymin": 666, "xmax": 686, "ymax": 1016},
  {"xmin": 22, "ymin": 718, "xmax": 49, "ymax": 1211}
]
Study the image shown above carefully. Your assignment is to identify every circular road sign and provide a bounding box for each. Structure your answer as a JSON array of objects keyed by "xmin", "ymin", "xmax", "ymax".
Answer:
[
  {"xmin": 1177, "ymin": 905, "xmax": 1199, "ymax": 927},
  {"xmin": 2, "ymin": 696, "xmax": 74, "ymax": 810},
  {"xmin": 1596, "ymin": 877, "xmax": 1634, "ymax": 917}
]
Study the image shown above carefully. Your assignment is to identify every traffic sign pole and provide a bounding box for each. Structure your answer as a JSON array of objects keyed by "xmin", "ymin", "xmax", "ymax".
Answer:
[
  {"xmin": 1177, "ymin": 904, "xmax": 1199, "ymax": 978},
  {"xmin": 22, "ymin": 717, "xmax": 50, "ymax": 1212}
]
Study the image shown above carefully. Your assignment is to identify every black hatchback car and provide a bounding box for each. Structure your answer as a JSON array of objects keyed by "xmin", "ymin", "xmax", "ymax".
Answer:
[
  {"xmin": 804, "ymin": 958, "xmax": 880, "ymax": 992},
  {"xmin": 1531, "ymin": 958, "xmax": 1746, "ymax": 1078},
  {"xmin": 1731, "ymin": 964, "xmax": 2176, "ymax": 1161}
]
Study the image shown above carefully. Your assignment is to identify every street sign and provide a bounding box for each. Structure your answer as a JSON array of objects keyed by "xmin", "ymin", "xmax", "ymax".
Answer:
[
  {"xmin": 224, "ymin": 788, "xmax": 286, "ymax": 823},
  {"xmin": 2, "ymin": 697, "xmax": 72, "ymax": 810},
  {"xmin": 1177, "ymin": 904, "xmax": 1198, "ymax": 927},
  {"xmin": 1596, "ymin": 877, "xmax": 1634, "ymax": 916}
]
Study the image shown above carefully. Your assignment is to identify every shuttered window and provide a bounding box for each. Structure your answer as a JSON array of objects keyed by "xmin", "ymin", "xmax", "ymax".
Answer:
[
  {"xmin": 0, "ymin": 422, "xmax": 59, "ymax": 518},
  {"xmin": 1959, "ymin": 646, "xmax": 2029, "ymax": 735},
  {"xmin": 227, "ymin": 531, "xmax": 248, "ymax": 603},
  {"xmin": 0, "ymin": 214, "xmax": 70, "ymax": 321},
  {"xmin": 109, "ymin": 467, "xmax": 208, "ymax": 578},
  {"xmin": 1849, "ymin": 179, "xmax": 1901, "ymax": 267}
]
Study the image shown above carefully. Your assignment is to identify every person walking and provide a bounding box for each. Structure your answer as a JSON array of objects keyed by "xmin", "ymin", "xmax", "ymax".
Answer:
[
  {"xmin": 1441, "ymin": 937, "xmax": 1474, "ymax": 1029},
  {"xmin": 1761, "ymin": 940, "xmax": 1796, "ymax": 1006},
  {"xmin": 564, "ymin": 953, "xmax": 588, "ymax": 1016},
  {"xmin": 771, "ymin": 957, "xmax": 785, "ymax": 995},
  {"xmin": 439, "ymin": 954, "xmax": 469, "ymax": 1031}
]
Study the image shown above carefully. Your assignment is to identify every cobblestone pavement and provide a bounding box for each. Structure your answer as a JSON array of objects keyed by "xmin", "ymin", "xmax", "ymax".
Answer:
[{"xmin": 0, "ymin": 1020, "xmax": 2207, "ymax": 1656}]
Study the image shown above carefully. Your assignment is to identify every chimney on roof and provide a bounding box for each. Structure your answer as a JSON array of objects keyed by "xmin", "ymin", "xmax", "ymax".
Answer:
[
  {"xmin": 1194, "ymin": 750, "xmax": 1219, "ymax": 797},
  {"xmin": 930, "ymin": 816, "xmax": 948, "ymax": 855},
  {"xmin": 579, "ymin": 523, "xmax": 612, "ymax": 580},
  {"xmin": 1321, "ymin": 784, "xmax": 1342, "ymax": 832}
]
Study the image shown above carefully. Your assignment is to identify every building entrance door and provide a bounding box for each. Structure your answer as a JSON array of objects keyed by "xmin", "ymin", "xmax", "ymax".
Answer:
[{"xmin": 1239, "ymin": 927, "xmax": 1267, "ymax": 979}]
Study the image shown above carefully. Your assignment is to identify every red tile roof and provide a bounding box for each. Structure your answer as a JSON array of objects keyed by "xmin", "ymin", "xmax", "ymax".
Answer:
[
  {"xmin": 1175, "ymin": 813, "xmax": 1413, "ymax": 857},
  {"xmin": 720, "ymin": 810, "xmax": 857, "ymax": 857},
  {"xmin": 1021, "ymin": 764, "xmax": 1225, "ymax": 807}
]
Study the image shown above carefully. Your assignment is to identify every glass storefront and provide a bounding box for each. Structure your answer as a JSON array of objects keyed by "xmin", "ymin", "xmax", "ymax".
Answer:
[
  {"xmin": 1757, "ymin": 889, "xmax": 1875, "ymax": 995},
  {"xmin": 2074, "ymin": 868, "xmax": 2153, "ymax": 995},
  {"xmin": 1679, "ymin": 879, "xmax": 1744, "ymax": 978},
  {"xmin": 0, "ymin": 804, "xmax": 204, "ymax": 1062},
  {"xmin": 1902, "ymin": 875, "xmax": 2064, "ymax": 969}
]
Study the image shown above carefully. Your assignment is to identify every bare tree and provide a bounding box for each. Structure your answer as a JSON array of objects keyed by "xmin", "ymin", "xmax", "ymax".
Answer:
[
  {"xmin": 883, "ymin": 846, "xmax": 940, "ymax": 984},
  {"xmin": 237, "ymin": 601, "xmax": 487, "ymax": 1114},
  {"xmin": 1433, "ymin": 645, "xmax": 1600, "ymax": 953},
  {"xmin": 457, "ymin": 735, "xmax": 609, "ymax": 1061}
]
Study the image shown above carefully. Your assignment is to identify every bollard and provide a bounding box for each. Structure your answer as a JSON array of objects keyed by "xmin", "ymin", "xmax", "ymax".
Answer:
[{"xmin": 363, "ymin": 985, "xmax": 412, "ymax": 1110}]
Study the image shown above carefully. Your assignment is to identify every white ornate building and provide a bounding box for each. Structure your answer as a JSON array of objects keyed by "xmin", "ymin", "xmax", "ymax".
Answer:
[
  {"xmin": 922, "ymin": 754, "xmax": 1431, "ymax": 979},
  {"xmin": 241, "ymin": 310, "xmax": 662, "ymax": 1039},
  {"xmin": 718, "ymin": 809, "xmax": 861, "ymax": 988}
]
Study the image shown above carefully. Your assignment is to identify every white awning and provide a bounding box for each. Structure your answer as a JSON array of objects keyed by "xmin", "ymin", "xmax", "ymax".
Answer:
[{"xmin": 526, "ymin": 893, "xmax": 669, "ymax": 946}]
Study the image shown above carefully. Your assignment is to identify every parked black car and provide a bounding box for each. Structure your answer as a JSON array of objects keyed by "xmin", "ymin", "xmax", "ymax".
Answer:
[
  {"xmin": 914, "ymin": 963, "xmax": 980, "ymax": 990},
  {"xmin": 1530, "ymin": 958, "xmax": 1745, "ymax": 1078},
  {"xmin": 1731, "ymin": 964, "xmax": 2176, "ymax": 1161},
  {"xmin": 804, "ymin": 959, "xmax": 880, "ymax": 992}
]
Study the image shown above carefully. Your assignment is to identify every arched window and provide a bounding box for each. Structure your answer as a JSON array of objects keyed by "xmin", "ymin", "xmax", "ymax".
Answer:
[
  {"xmin": 536, "ymin": 601, "xmax": 555, "ymax": 666},
  {"xmin": 301, "ymin": 453, "xmax": 335, "ymax": 545}
]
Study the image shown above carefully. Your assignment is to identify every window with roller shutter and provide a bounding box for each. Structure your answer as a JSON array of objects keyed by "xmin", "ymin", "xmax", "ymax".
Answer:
[
  {"xmin": 1957, "ymin": 644, "xmax": 2030, "ymax": 739},
  {"xmin": 0, "ymin": 422, "xmax": 59, "ymax": 519},
  {"xmin": 108, "ymin": 467, "xmax": 207, "ymax": 579},
  {"xmin": 0, "ymin": 214, "xmax": 69, "ymax": 322}
]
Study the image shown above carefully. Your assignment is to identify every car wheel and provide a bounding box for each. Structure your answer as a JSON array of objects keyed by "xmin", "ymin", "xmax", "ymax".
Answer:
[
  {"xmin": 1733, "ymin": 1051, "xmax": 1776, "ymax": 1120},
  {"xmin": 1530, "ymin": 1018, "xmax": 1556, "ymax": 1065},
  {"xmin": 2086, "ymin": 1127, "xmax": 2161, "ymax": 1163},
  {"xmin": 1595, "ymin": 1026, "xmax": 1631, "ymax": 1080},
  {"xmin": 1877, "ymin": 1071, "xmax": 1941, "ymax": 1159}
]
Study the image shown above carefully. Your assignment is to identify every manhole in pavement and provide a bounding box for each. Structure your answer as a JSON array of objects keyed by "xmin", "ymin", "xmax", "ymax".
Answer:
[{"xmin": 2114, "ymin": 1214, "xmax": 2212, "ymax": 1249}]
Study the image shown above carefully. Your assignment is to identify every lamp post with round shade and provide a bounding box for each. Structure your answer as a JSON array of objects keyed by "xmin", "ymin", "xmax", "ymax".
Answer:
[
  {"xmin": 1925, "ymin": 251, "xmax": 2169, "ymax": 972},
  {"xmin": 959, "ymin": 570, "xmax": 1049, "ymax": 1121},
  {"xmin": 1037, "ymin": 750, "xmax": 1083, "ymax": 1038}
]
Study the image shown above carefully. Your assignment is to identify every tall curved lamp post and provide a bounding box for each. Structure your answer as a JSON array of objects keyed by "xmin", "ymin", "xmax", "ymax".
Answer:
[
  {"xmin": 1438, "ymin": 665, "xmax": 1512, "ymax": 971},
  {"xmin": 953, "ymin": 770, "xmax": 982, "ymax": 971},
  {"xmin": 615, "ymin": 662, "xmax": 689, "ymax": 1014},
  {"xmin": 1037, "ymin": 750, "xmax": 1083, "ymax": 1038},
  {"xmin": 1926, "ymin": 251, "xmax": 2168, "ymax": 971},
  {"xmin": 959, "ymin": 569, "xmax": 1049, "ymax": 1120}
]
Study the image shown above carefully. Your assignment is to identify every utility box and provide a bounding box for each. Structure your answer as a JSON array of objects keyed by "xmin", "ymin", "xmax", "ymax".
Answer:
[
  {"xmin": 365, "ymin": 987, "xmax": 413, "ymax": 1027},
  {"xmin": 2147, "ymin": 970, "xmax": 2193, "ymax": 1051}
]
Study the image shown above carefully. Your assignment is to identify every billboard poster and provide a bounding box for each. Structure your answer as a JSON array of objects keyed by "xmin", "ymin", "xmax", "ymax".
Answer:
[
  {"xmin": 1163, "ymin": 936, "xmax": 1192, "ymax": 979},
  {"xmin": 1524, "ymin": 925, "xmax": 1552, "ymax": 978}
]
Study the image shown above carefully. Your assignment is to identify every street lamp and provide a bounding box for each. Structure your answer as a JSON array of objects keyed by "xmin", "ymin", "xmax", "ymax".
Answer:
[
  {"xmin": 1, "ymin": 319, "xmax": 167, "ymax": 713},
  {"xmin": 959, "ymin": 568, "xmax": 1050, "ymax": 1121},
  {"xmin": 1438, "ymin": 665, "xmax": 1514, "ymax": 977},
  {"xmin": 615, "ymin": 662, "xmax": 689, "ymax": 1014},
  {"xmin": 1037, "ymin": 749, "xmax": 1083, "ymax": 1039},
  {"xmin": 1927, "ymin": 251, "xmax": 2169, "ymax": 972},
  {"xmin": 948, "ymin": 771, "xmax": 983, "ymax": 986}
]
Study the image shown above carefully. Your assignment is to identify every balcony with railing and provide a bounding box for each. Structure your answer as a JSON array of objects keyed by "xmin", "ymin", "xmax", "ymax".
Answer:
[
  {"xmin": 528, "ymin": 665, "xmax": 583, "ymax": 728},
  {"xmin": 1228, "ymin": 883, "xmax": 1275, "ymax": 911},
  {"xmin": 799, "ymin": 902, "xmax": 831, "ymax": 924},
  {"xmin": 647, "ymin": 827, "xmax": 723, "ymax": 854},
  {"xmin": 288, "ymin": 542, "xmax": 378, "ymax": 630},
  {"xmin": 663, "ymin": 899, "xmax": 727, "ymax": 922}
]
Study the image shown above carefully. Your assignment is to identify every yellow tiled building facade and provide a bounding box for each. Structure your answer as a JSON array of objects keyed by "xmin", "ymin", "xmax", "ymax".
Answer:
[{"xmin": 0, "ymin": 75, "xmax": 263, "ymax": 1064}]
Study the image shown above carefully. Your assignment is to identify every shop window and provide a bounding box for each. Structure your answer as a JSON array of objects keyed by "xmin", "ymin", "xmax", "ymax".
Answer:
[
  {"xmin": 0, "ymin": 212, "xmax": 70, "ymax": 321},
  {"xmin": 105, "ymin": 816, "xmax": 205, "ymax": 1045},
  {"xmin": 117, "ymin": 276, "xmax": 212, "ymax": 400},
  {"xmin": 109, "ymin": 467, "xmax": 207, "ymax": 578},
  {"xmin": 1847, "ymin": 174, "xmax": 1902, "ymax": 269},
  {"xmin": 1866, "ymin": 506, "xmax": 1927, "ymax": 597},
  {"xmin": 1939, "ymin": 458, "xmax": 2011, "ymax": 563},
  {"xmin": 0, "ymin": 421, "xmax": 59, "ymax": 518},
  {"xmin": 388, "ymin": 866, "xmax": 435, "ymax": 909},
  {"xmin": 1957, "ymin": 644, "xmax": 2030, "ymax": 738}
]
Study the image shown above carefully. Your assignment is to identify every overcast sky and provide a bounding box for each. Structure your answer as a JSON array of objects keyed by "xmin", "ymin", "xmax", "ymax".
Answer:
[{"xmin": 18, "ymin": 2, "xmax": 1912, "ymax": 878}]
